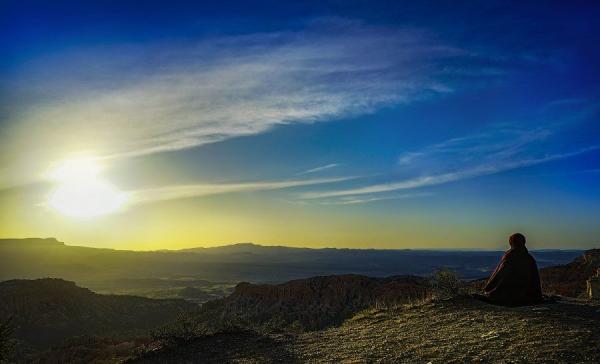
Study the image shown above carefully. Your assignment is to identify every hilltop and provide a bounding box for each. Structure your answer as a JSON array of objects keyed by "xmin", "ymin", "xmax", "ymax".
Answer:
[{"xmin": 133, "ymin": 296, "xmax": 600, "ymax": 363}]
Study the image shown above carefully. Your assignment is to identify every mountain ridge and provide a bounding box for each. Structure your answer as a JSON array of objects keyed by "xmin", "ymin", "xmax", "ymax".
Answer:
[
  {"xmin": 0, "ymin": 239, "xmax": 593, "ymax": 289},
  {"xmin": 1, "ymin": 237, "xmax": 588, "ymax": 253}
]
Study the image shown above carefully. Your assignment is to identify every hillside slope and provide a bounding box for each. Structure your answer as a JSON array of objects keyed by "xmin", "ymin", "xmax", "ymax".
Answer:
[
  {"xmin": 540, "ymin": 249, "xmax": 600, "ymax": 297},
  {"xmin": 199, "ymin": 274, "xmax": 429, "ymax": 330},
  {"xmin": 0, "ymin": 278, "xmax": 196, "ymax": 356}
]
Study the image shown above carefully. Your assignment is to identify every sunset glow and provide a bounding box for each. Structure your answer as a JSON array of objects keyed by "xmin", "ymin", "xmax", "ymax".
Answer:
[
  {"xmin": 1, "ymin": 2, "xmax": 598, "ymax": 250},
  {"xmin": 47, "ymin": 158, "xmax": 128, "ymax": 219}
]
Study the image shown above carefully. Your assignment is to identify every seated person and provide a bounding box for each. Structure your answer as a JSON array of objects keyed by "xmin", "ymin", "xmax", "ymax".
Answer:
[{"xmin": 483, "ymin": 233, "xmax": 543, "ymax": 306}]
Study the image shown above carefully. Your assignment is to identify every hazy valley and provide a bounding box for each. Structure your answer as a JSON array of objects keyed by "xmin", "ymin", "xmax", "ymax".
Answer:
[{"xmin": 0, "ymin": 238, "xmax": 582, "ymax": 303}]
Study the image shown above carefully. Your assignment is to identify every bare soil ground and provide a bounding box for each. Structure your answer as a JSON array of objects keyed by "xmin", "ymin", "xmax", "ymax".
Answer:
[{"xmin": 133, "ymin": 296, "xmax": 600, "ymax": 363}]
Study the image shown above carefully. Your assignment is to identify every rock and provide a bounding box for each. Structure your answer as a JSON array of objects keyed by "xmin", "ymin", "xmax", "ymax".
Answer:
[
  {"xmin": 539, "ymin": 249, "xmax": 600, "ymax": 297},
  {"xmin": 586, "ymin": 268, "xmax": 600, "ymax": 299}
]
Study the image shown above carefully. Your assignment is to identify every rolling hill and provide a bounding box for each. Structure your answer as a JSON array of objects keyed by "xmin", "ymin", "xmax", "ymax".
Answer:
[{"xmin": 0, "ymin": 278, "xmax": 196, "ymax": 359}]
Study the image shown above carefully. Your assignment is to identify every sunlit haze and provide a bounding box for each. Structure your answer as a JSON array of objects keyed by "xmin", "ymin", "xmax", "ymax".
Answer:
[
  {"xmin": 1, "ymin": 1, "xmax": 599, "ymax": 250},
  {"xmin": 46, "ymin": 158, "xmax": 128, "ymax": 219}
]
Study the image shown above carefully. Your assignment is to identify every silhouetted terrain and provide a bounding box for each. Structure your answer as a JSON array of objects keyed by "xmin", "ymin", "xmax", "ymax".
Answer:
[
  {"xmin": 0, "ymin": 238, "xmax": 581, "ymax": 298},
  {"xmin": 0, "ymin": 278, "xmax": 196, "ymax": 360}
]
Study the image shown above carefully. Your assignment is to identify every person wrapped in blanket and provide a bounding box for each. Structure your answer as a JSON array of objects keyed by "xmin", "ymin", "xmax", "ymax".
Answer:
[{"xmin": 483, "ymin": 233, "xmax": 543, "ymax": 306}]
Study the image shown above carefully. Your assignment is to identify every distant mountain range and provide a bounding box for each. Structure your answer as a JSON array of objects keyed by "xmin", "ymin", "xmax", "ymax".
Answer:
[{"xmin": 0, "ymin": 238, "xmax": 582, "ymax": 287}]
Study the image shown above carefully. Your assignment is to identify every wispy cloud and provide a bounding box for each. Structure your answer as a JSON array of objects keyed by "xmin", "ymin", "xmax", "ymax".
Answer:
[
  {"xmin": 318, "ymin": 192, "xmax": 432, "ymax": 205},
  {"xmin": 1, "ymin": 19, "xmax": 492, "ymax": 186},
  {"xmin": 396, "ymin": 127, "xmax": 554, "ymax": 168},
  {"xmin": 302, "ymin": 126, "xmax": 599, "ymax": 199},
  {"xmin": 298, "ymin": 163, "xmax": 340, "ymax": 175},
  {"xmin": 128, "ymin": 176, "xmax": 353, "ymax": 206}
]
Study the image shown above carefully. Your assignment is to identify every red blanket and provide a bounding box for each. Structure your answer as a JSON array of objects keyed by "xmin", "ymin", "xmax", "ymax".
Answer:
[{"xmin": 484, "ymin": 246, "xmax": 543, "ymax": 306}]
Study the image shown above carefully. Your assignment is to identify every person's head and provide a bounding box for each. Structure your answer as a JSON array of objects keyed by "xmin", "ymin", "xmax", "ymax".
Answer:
[{"xmin": 509, "ymin": 233, "xmax": 526, "ymax": 249}]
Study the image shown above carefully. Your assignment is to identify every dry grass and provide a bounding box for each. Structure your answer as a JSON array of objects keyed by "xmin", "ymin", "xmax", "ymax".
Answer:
[
  {"xmin": 291, "ymin": 296, "xmax": 600, "ymax": 363},
  {"xmin": 132, "ymin": 296, "xmax": 600, "ymax": 363}
]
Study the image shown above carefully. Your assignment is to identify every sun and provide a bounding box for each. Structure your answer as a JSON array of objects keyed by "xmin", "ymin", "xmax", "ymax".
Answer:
[{"xmin": 46, "ymin": 157, "xmax": 128, "ymax": 219}]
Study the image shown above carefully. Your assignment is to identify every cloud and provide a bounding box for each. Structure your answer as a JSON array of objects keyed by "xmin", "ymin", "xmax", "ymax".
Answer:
[
  {"xmin": 397, "ymin": 127, "xmax": 554, "ymax": 168},
  {"xmin": 1, "ymin": 19, "xmax": 486, "ymax": 187},
  {"xmin": 302, "ymin": 126, "xmax": 599, "ymax": 199},
  {"xmin": 128, "ymin": 176, "xmax": 354, "ymax": 206},
  {"xmin": 298, "ymin": 163, "xmax": 340, "ymax": 175},
  {"xmin": 318, "ymin": 192, "xmax": 432, "ymax": 205}
]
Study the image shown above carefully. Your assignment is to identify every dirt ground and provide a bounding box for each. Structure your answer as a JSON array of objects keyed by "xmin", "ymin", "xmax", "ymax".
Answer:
[{"xmin": 134, "ymin": 296, "xmax": 600, "ymax": 363}]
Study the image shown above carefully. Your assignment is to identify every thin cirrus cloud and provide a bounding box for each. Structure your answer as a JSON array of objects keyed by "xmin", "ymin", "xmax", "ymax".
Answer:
[
  {"xmin": 298, "ymin": 163, "xmax": 341, "ymax": 175},
  {"xmin": 318, "ymin": 192, "xmax": 433, "ymax": 205},
  {"xmin": 127, "ymin": 176, "xmax": 355, "ymax": 206},
  {"xmin": 301, "ymin": 126, "xmax": 599, "ymax": 200},
  {"xmin": 1, "ymin": 19, "xmax": 487, "ymax": 187}
]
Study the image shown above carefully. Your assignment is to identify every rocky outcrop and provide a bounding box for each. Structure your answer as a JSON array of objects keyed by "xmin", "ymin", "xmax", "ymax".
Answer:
[
  {"xmin": 539, "ymin": 249, "xmax": 600, "ymax": 297},
  {"xmin": 206, "ymin": 274, "xmax": 429, "ymax": 330}
]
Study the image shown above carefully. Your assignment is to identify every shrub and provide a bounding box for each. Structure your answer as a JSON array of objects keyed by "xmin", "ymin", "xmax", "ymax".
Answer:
[{"xmin": 429, "ymin": 269, "xmax": 462, "ymax": 299}]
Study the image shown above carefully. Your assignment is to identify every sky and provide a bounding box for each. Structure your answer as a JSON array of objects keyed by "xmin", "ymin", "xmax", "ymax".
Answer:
[{"xmin": 0, "ymin": 0, "xmax": 599, "ymax": 250}]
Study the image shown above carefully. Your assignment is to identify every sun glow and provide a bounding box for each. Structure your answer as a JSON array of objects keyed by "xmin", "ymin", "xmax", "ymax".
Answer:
[{"xmin": 47, "ymin": 157, "xmax": 128, "ymax": 219}]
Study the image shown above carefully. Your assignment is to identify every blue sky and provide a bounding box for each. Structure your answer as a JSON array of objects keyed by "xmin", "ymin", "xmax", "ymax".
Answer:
[{"xmin": 1, "ymin": 1, "xmax": 599, "ymax": 249}]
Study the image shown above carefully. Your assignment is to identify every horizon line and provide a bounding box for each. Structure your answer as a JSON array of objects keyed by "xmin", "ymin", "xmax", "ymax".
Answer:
[{"xmin": 0, "ymin": 237, "xmax": 589, "ymax": 253}]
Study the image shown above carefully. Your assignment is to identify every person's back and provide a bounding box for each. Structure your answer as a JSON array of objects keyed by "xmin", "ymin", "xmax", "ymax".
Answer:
[{"xmin": 483, "ymin": 233, "xmax": 543, "ymax": 306}]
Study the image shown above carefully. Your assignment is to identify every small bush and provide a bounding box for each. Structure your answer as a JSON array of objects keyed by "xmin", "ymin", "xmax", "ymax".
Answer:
[{"xmin": 429, "ymin": 269, "xmax": 462, "ymax": 299}]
